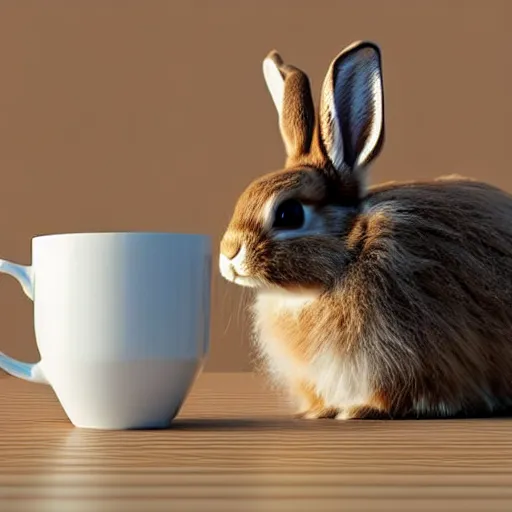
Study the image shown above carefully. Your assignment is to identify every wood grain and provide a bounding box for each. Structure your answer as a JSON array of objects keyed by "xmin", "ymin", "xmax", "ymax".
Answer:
[{"xmin": 0, "ymin": 372, "xmax": 511, "ymax": 511}]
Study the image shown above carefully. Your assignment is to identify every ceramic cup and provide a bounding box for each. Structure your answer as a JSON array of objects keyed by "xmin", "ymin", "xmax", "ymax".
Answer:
[{"xmin": 0, "ymin": 232, "xmax": 211, "ymax": 430}]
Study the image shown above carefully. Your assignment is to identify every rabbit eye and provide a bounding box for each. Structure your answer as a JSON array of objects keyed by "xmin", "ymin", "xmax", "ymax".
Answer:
[{"xmin": 272, "ymin": 199, "xmax": 305, "ymax": 230}]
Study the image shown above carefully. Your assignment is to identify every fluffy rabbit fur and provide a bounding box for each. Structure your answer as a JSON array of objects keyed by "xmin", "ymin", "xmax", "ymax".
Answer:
[{"xmin": 219, "ymin": 41, "xmax": 512, "ymax": 420}]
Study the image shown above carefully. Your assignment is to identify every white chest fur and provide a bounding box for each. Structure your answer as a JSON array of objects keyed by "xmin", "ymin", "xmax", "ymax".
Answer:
[
  {"xmin": 255, "ymin": 289, "xmax": 319, "ymax": 318},
  {"xmin": 252, "ymin": 289, "xmax": 318, "ymax": 381},
  {"xmin": 251, "ymin": 289, "xmax": 372, "ymax": 409}
]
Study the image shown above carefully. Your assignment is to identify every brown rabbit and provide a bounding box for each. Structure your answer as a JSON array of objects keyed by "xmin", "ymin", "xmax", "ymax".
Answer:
[{"xmin": 219, "ymin": 41, "xmax": 512, "ymax": 419}]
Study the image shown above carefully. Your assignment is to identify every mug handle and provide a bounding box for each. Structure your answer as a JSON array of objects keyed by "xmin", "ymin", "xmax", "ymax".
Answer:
[{"xmin": 0, "ymin": 259, "xmax": 48, "ymax": 384}]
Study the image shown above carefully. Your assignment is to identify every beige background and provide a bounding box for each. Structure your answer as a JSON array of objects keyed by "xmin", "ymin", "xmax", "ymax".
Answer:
[{"xmin": 0, "ymin": 0, "xmax": 509, "ymax": 372}]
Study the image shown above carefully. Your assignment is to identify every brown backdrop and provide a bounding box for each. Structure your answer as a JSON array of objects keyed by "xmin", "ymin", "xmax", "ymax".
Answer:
[{"xmin": 0, "ymin": 0, "xmax": 509, "ymax": 372}]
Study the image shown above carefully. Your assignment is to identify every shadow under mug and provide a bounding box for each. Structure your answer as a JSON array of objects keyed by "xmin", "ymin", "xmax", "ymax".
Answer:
[{"xmin": 0, "ymin": 232, "xmax": 212, "ymax": 430}]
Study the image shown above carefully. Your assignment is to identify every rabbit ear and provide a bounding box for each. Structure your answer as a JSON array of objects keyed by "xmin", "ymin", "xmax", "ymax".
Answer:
[
  {"xmin": 318, "ymin": 41, "xmax": 385, "ymax": 181},
  {"xmin": 263, "ymin": 50, "xmax": 315, "ymax": 162}
]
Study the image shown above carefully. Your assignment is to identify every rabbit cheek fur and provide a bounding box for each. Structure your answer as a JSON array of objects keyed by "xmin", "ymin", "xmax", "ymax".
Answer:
[{"xmin": 219, "ymin": 41, "xmax": 512, "ymax": 420}]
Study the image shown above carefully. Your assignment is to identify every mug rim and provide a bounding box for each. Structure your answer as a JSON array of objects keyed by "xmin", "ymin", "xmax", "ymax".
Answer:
[{"xmin": 32, "ymin": 231, "xmax": 211, "ymax": 242}]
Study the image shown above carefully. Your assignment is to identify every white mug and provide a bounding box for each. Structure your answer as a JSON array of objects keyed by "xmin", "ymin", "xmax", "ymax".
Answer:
[{"xmin": 0, "ymin": 232, "xmax": 212, "ymax": 429}]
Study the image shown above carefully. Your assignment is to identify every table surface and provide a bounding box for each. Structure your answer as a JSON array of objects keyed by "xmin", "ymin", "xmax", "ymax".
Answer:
[{"xmin": 0, "ymin": 372, "xmax": 511, "ymax": 512}]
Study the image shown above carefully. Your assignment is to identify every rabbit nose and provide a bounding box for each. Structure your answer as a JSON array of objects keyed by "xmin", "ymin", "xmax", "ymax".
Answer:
[{"xmin": 220, "ymin": 236, "xmax": 241, "ymax": 260}]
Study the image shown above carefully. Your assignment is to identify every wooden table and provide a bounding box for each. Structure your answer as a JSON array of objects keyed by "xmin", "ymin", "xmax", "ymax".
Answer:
[{"xmin": 0, "ymin": 372, "xmax": 511, "ymax": 511}]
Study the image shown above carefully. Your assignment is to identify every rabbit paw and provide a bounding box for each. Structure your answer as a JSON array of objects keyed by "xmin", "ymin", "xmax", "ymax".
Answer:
[
  {"xmin": 292, "ymin": 380, "xmax": 338, "ymax": 419},
  {"xmin": 335, "ymin": 404, "xmax": 390, "ymax": 420},
  {"xmin": 295, "ymin": 406, "xmax": 339, "ymax": 420}
]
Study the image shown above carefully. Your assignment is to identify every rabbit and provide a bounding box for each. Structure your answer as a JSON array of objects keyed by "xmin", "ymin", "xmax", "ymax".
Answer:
[{"xmin": 219, "ymin": 40, "xmax": 512, "ymax": 420}]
